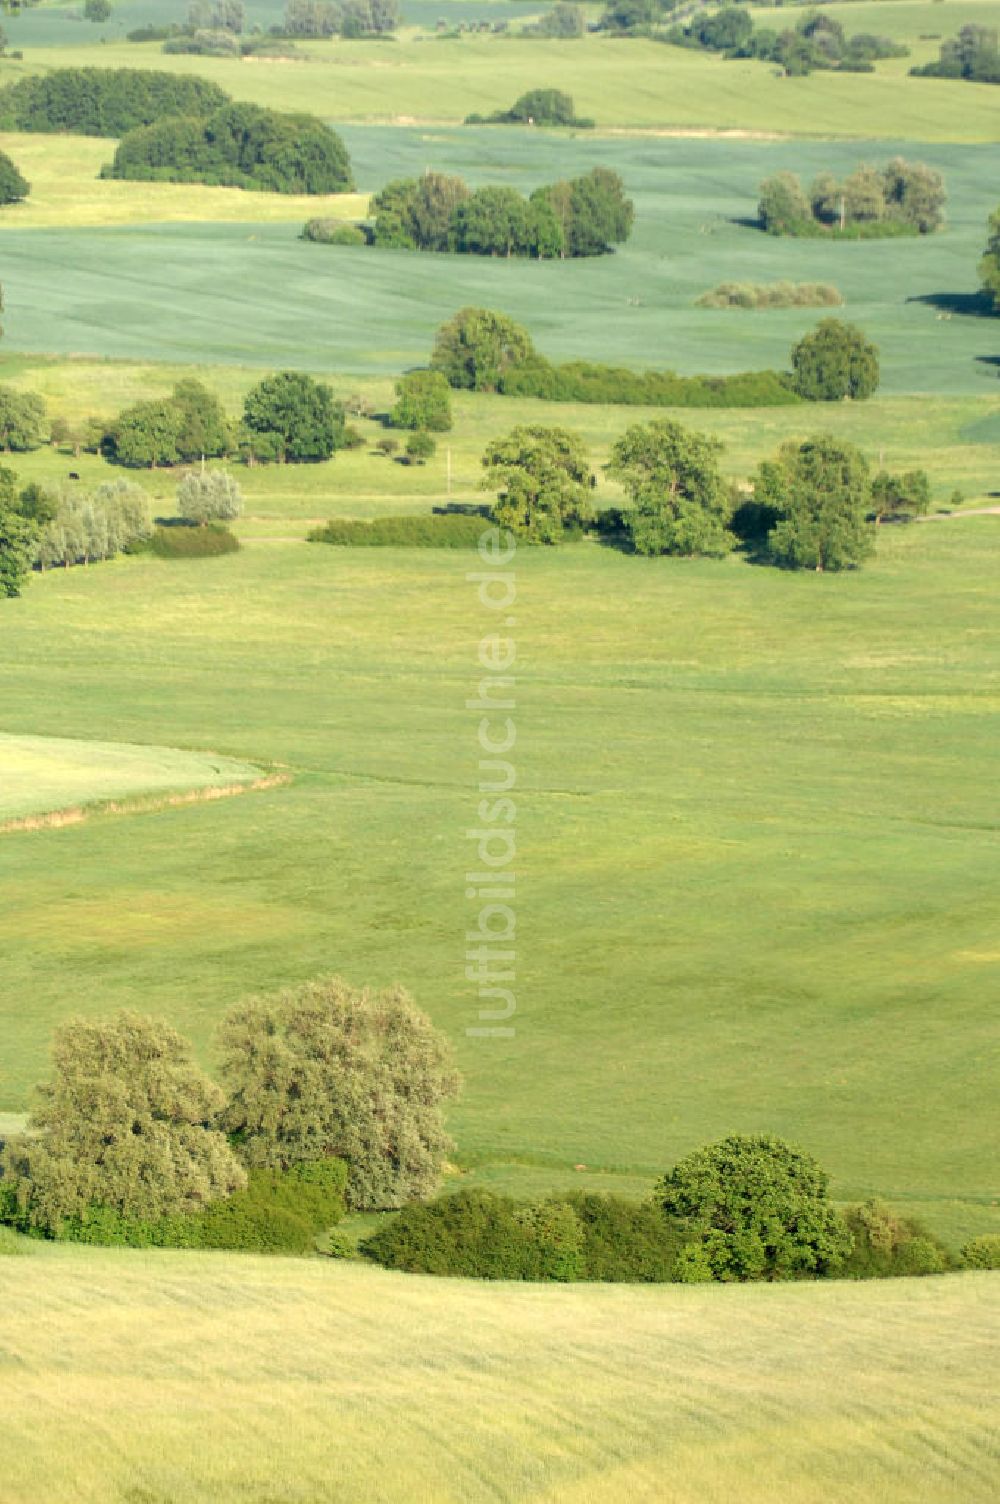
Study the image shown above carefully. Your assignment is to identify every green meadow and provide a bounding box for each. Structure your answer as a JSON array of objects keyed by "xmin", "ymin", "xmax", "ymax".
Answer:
[{"xmin": 2, "ymin": 1247, "xmax": 998, "ymax": 1504}]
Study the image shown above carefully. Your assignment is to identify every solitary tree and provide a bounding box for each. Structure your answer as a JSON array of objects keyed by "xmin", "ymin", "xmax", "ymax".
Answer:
[
  {"xmin": 607, "ymin": 419, "xmax": 733, "ymax": 557},
  {"xmin": 790, "ymin": 319, "xmax": 880, "ymax": 401},
  {"xmin": 218, "ymin": 976, "xmax": 462, "ymax": 1210},
  {"xmin": 759, "ymin": 433, "xmax": 874, "ymax": 571},
  {"xmin": 659, "ymin": 1135, "xmax": 853, "ymax": 1282},
  {"xmin": 1, "ymin": 1013, "xmax": 245, "ymax": 1231},
  {"xmin": 390, "ymin": 369, "xmax": 453, "ymax": 431},
  {"xmin": 430, "ymin": 307, "xmax": 536, "ymax": 391},
  {"xmin": 241, "ymin": 371, "xmax": 344, "ymax": 462},
  {"xmin": 482, "ymin": 425, "xmax": 593, "ymax": 543},
  {"xmin": 0, "ymin": 149, "xmax": 29, "ymax": 206},
  {"xmin": 177, "ymin": 468, "xmax": 243, "ymax": 524}
]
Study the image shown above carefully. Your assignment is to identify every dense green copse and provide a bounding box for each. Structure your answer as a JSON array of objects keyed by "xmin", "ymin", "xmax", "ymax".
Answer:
[
  {"xmin": 102, "ymin": 379, "xmax": 231, "ymax": 467},
  {"xmin": 759, "ymin": 159, "xmax": 945, "ymax": 237},
  {"xmin": 390, "ymin": 370, "xmax": 452, "ymax": 432},
  {"xmin": 0, "ymin": 385, "xmax": 46, "ymax": 450},
  {"xmin": 912, "ymin": 24, "xmax": 1000, "ymax": 83},
  {"xmin": 370, "ymin": 167, "xmax": 632, "ymax": 259},
  {"xmin": 482, "ymin": 425, "xmax": 594, "ymax": 544},
  {"xmin": 756, "ymin": 434, "xmax": 875, "ymax": 573},
  {"xmin": 841, "ymin": 1201, "xmax": 951, "ymax": 1279},
  {"xmin": 0, "ymin": 69, "xmax": 231, "ymax": 137},
  {"xmin": 465, "ymin": 88, "xmax": 593, "ymax": 128},
  {"xmin": 608, "ymin": 419, "xmax": 732, "ymax": 558},
  {"xmin": 34, "ymin": 479, "xmax": 153, "ymax": 569},
  {"xmin": 666, "ymin": 7, "xmax": 908, "ymax": 76},
  {"xmin": 105, "ymin": 103, "xmax": 353, "ymax": 196}
]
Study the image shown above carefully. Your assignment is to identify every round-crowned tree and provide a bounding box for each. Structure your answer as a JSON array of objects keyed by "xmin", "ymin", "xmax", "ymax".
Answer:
[
  {"xmin": 482, "ymin": 424, "xmax": 592, "ymax": 543},
  {"xmin": 430, "ymin": 307, "xmax": 536, "ymax": 391},
  {"xmin": 217, "ymin": 976, "xmax": 462, "ymax": 1210},
  {"xmin": 607, "ymin": 418, "xmax": 733, "ymax": 557},
  {"xmin": 758, "ymin": 433, "xmax": 875, "ymax": 572},
  {"xmin": 658, "ymin": 1134, "xmax": 853, "ymax": 1282},
  {"xmin": 758, "ymin": 171, "xmax": 810, "ymax": 233},
  {"xmin": 0, "ymin": 1013, "xmax": 245, "ymax": 1232},
  {"xmin": 241, "ymin": 371, "xmax": 345, "ymax": 462},
  {"xmin": 177, "ymin": 468, "xmax": 243, "ymax": 524},
  {"xmin": 790, "ymin": 318, "xmax": 880, "ymax": 401},
  {"xmin": 391, "ymin": 370, "xmax": 453, "ymax": 431}
]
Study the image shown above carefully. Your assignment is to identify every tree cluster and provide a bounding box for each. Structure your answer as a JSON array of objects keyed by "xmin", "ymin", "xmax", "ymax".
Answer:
[
  {"xmin": 0, "ymin": 68, "xmax": 231, "ymax": 136},
  {"xmin": 912, "ymin": 24, "xmax": 1000, "ymax": 83},
  {"xmin": 0, "ymin": 977, "xmax": 460, "ymax": 1237},
  {"xmin": 666, "ymin": 7, "xmax": 908, "ymax": 75},
  {"xmin": 362, "ymin": 1134, "xmax": 954, "ymax": 1283},
  {"xmin": 102, "ymin": 379, "xmax": 231, "ymax": 468},
  {"xmin": 465, "ymin": 88, "xmax": 593, "ymax": 128},
  {"xmin": 278, "ymin": 0, "xmax": 399, "ymax": 38},
  {"xmin": 758, "ymin": 159, "xmax": 946, "ymax": 236},
  {"xmin": 696, "ymin": 280, "xmax": 842, "ymax": 310},
  {"xmin": 370, "ymin": 167, "xmax": 633, "ymax": 258},
  {"xmin": 31, "ymin": 478, "xmax": 154, "ymax": 570},
  {"xmin": 522, "ymin": 4, "xmax": 585, "ymax": 39},
  {"xmin": 104, "ymin": 102, "xmax": 354, "ymax": 196}
]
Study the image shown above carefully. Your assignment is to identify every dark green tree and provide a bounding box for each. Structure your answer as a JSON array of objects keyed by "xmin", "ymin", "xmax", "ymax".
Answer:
[
  {"xmin": 0, "ymin": 386, "xmax": 46, "ymax": 450},
  {"xmin": 607, "ymin": 419, "xmax": 733, "ymax": 557},
  {"xmin": 453, "ymin": 186, "xmax": 533, "ymax": 257},
  {"xmin": 979, "ymin": 208, "xmax": 1000, "ymax": 312},
  {"xmin": 0, "ymin": 149, "xmax": 28, "ymax": 205},
  {"xmin": 505, "ymin": 88, "xmax": 580, "ymax": 124},
  {"xmin": 171, "ymin": 377, "xmax": 231, "ymax": 460},
  {"xmin": 658, "ymin": 1134, "xmax": 853, "ymax": 1282},
  {"xmin": 759, "ymin": 433, "xmax": 875, "ymax": 571},
  {"xmin": 0, "ymin": 487, "xmax": 37, "ymax": 598},
  {"xmin": 481, "ymin": 424, "xmax": 593, "ymax": 543},
  {"xmin": 790, "ymin": 319, "xmax": 880, "ymax": 401},
  {"xmin": 241, "ymin": 370, "xmax": 344, "ymax": 462},
  {"xmin": 564, "ymin": 167, "xmax": 633, "ymax": 255},
  {"xmin": 102, "ymin": 398, "xmax": 183, "ymax": 468},
  {"xmin": 217, "ymin": 976, "xmax": 462, "ymax": 1210},
  {"xmin": 0, "ymin": 1013, "xmax": 245, "ymax": 1231},
  {"xmin": 430, "ymin": 307, "xmax": 536, "ymax": 391},
  {"xmin": 391, "ymin": 370, "xmax": 452, "ymax": 431},
  {"xmin": 83, "ymin": 0, "xmax": 112, "ymax": 19}
]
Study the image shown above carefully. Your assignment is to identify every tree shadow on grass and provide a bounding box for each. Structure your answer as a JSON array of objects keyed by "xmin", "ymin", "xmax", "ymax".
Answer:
[{"xmin": 907, "ymin": 291, "xmax": 996, "ymax": 319}]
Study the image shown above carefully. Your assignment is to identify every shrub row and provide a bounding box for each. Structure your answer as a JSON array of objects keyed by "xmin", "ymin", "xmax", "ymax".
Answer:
[
  {"xmin": 696, "ymin": 281, "xmax": 843, "ymax": 310},
  {"xmin": 60, "ymin": 1160, "xmax": 348, "ymax": 1253},
  {"xmin": 499, "ymin": 358, "xmax": 802, "ymax": 408},
  {"xmin": 0, "ymin": 68, "xmax": 230, "ymax": 136},
  {"xmin": 151, "ymin": 522, "xmax": 240, "ymax": 557},
  {"xmin": 308, "ymin": 513, "xmax": 486, "ymax": 548}
]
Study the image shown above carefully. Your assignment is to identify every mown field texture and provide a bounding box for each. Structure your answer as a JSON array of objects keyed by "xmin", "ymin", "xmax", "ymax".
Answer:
[
  {"xmin": 0, "ymin": 732, "xmax": 262, "ymax": 820},
  {"xmin": 1, "ymin": 1245, "xmax": 997, "ymax": 1504},
  {"xmin": 0, "ymin": 130, "xmax": 997, "ymax": 386},
  {"xmin": 1, "ymin": 520, "xmax": 998, "ymax": 1244},
  {"xmin": 3, "ymin": 3, "xmax": 1000, "ymax": 139}
]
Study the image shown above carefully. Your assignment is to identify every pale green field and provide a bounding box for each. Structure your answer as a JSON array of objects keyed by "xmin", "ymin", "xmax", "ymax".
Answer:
[
  {"xmin": 0, "ymin": 732, "xmax": 263, "ymax": 820},
  {"xmin": 1, "ymin": 23, "xmax": 1000, "ymax": 140},
  {"xmin": 1, "ymin": 1245, "xmax": 997, "ymax": 1503}
]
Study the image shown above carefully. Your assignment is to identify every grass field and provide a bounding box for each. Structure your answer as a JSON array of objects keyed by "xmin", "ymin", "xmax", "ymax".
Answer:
[
  {"xmin": 3, "ymin": 10, "xmax": 1000, "ymax": 140},
  {"xmin": 0, "ymin": 130, "xmax": 997, "ymax": 386},
  {"xmin": 0, "ymin": 1245, "xmax": 996, "ymax": 1503},
  {"xmin": 1, "ymin": 519, "xmax": 998, "ymax": 1244},
  {"xmin": 0, "ymin": 732, "xmax": 263, "ymax": 820}
]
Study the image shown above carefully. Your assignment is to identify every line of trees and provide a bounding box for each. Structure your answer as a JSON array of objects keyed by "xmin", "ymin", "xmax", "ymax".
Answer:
[
  {"xmin": 0, "ymin": 467, "xmax": 154, "ymax": 594},
  {"xmin": 665, "ymin": 7, "xmax": 907, "ymax": 75},
  {"xmin": 476, "ymin": 415, "xmax": 927, "ymax": 570},
  {"xmin": 759, "ymin": 160, "xmax": 946, "ymax": 237},
  {"xmin": 0, "ymin": 68, "xmax": 231, "ymax": 136},
  {"xmin": 103, "ymin": 101, "xmax": 353, "ymax": 195},
  {"xmin": 429, "ymin": 307, "xmax": 880, "ymax": 406},
  {"xmin": 366, "ymin": 167, "xmax": 633, "ymax": 259}
]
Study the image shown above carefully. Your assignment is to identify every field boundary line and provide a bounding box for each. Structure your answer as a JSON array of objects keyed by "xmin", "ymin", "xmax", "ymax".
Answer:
[{"xmin": 0, "ymin": 771, "xmax": 291, "ymax": 836}]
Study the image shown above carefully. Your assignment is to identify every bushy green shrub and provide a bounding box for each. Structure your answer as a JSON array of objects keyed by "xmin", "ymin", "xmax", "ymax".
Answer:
[
  {"xmin": 391, "ymin": 370, "xmax": 452, "ymax": 432},
  {"xmin": 404, "ymin": 432, "xmax": 436, "ymax": 464},
  {"xmin": 961, "ymin": 1233, "xmax": 1000, "ymax": 1269},
  {"xmin": 302, "ymin": 218, "xmax": 368, "ymax": 245},
  {"xmin": 59, "ymin": 1161, "xmax": 348, "ymax": 1253},
  {"xmin": 308, "ymin": 513, "xmax": 484, "ymax": 547},
  {"xmin": 361, "ymin": 1189, "xmax": 544, "ymax": 1278},
  {"xmin": 696, "ymin": 281, "xmax": 843, "ymax": 310},
  {"xmin": 565, "ymin": 1192, "xmax": 682, "ymax": 1281},
  {"xmin": 841, "ymin": 1201, "xmax": 951, "ymax": 1278},
  {"xmin": 498, "ymin": 358, "xmax": 800, "ymax": 408},
  {"xmin": 151, "ymin": 523, "xmax": 240, "ymax": 557}
]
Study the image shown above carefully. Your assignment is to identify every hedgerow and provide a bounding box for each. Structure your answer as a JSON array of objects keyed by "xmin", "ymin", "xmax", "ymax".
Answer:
[
  {"xmin": 151, "ymin": 523, "xmax": 240, "ymax": 558},
  {"xmin": 308, "ymin": 513, "xmax": 486, "ymax": 547}
]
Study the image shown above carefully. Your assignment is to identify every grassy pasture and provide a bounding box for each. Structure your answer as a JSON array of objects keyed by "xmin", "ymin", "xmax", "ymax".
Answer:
[
  {"xmin": 0, "ymin": 131, "xmax": 997, "ymax": 389},
  {"xmin": 1, "ymin": 353, "xmax": 998, "ymax": 520},
  {"xmin": 1, "ymin": 1247, "xmax": 998, "ymax": 1503},
  {"xmin": 0, "ymin": 522, "xmax": 998, "ymax": 1242},
  {"xmin": 0, "ymin": 732, "xmax": 262, "ymax": 820},
  {"xmin": 2, "ymin": 20, "xmax": 1000, "ymax": 139}
]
